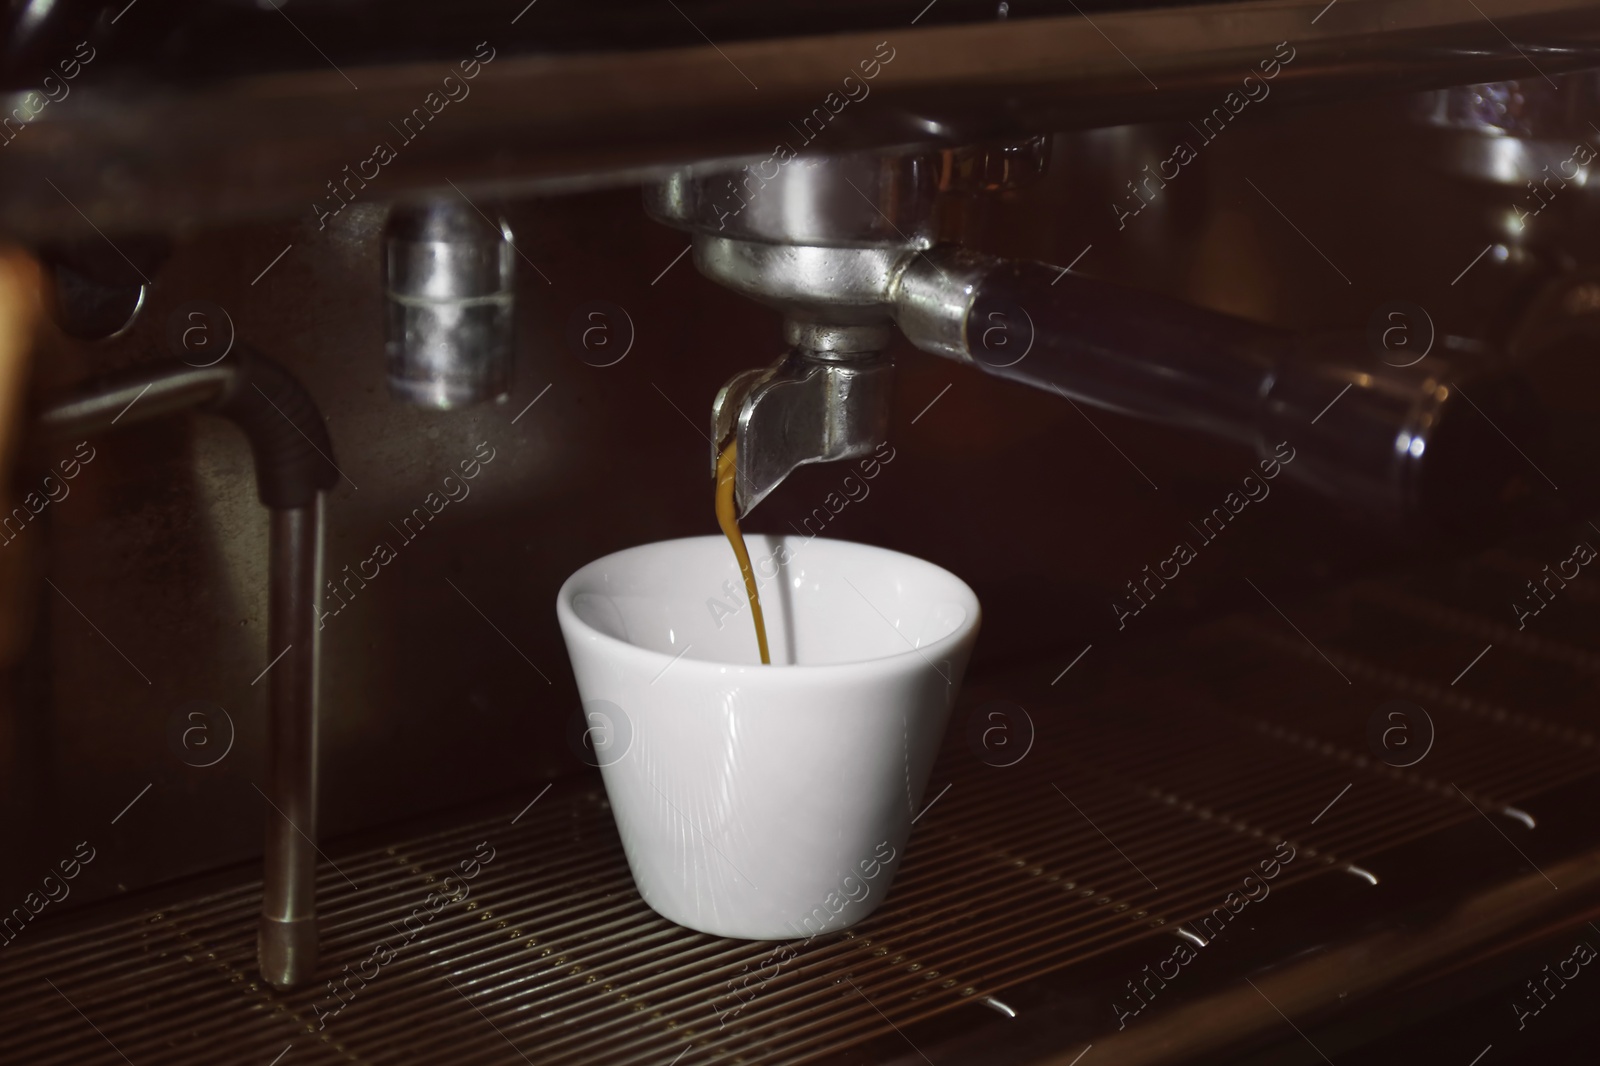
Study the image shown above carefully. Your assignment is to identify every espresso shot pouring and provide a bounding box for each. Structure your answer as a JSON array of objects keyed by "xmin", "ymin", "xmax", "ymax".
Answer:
[{"xmin": 714, "ymin": 440, "xmax": 771, "ymax": 665}]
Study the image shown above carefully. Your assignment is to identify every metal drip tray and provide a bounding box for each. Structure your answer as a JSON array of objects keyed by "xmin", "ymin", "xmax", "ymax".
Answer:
[{"xmin": 4, "ymin": 543, "xmax": 1600, "ymax": 1065}]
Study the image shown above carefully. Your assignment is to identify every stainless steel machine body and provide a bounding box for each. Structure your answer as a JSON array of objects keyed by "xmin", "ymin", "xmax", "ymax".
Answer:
[{"xmin": 3, "ymin": 0, "xmax": 1600, "ymax": 1061}]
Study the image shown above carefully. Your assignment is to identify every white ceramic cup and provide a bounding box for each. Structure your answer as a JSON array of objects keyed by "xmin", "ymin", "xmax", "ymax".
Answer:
[{"xmin": 555, "ymin": 534, "xmax": 981, "ymax": 939}]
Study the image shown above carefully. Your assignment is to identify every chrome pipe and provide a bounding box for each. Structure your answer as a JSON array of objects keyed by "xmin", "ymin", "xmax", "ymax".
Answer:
[
  {"xmin": 36, "ymin": 350, "xmax": 338, "ymax": 990},
  {"xmin": 258, "ymin": 498, "xmax": 324, "ymax": 989},
  {"xmin": 36, "ymin": 363, "xmax": 231, "ymax": 437}
]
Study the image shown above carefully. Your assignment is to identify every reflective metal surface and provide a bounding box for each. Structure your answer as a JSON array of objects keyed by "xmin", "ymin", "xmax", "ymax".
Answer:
[
  {"xmin": 668, "ymin": 151, "xmax": 927, "ymax": 514},
  {"xmin": 711, "ymin": 346, "xmax": 894, "ymax": 516},
  {"xmin": 5, "ymin": 0, "xmax": 1600, "ymax": 239},
  {"xmin": 647, "ymin": 150, "xmax": 942, "ymax": 248},
  {"xmin": 259, "ymin": 500, "xmax": 325, "ymax": 990},
  {"xmin": 384, "ymin": 200, "xmax": 516, "ymax": 409},
  {"xmin": 35, "ymin": 356, "xmax": 334, "ymax": 990},
  {"xmin": 36, "ymin": 362, "xmax": 233, "ymax": 437},
  {"xmin": 1412, "ymin": 75, "xmax": 1600, "ymax": 192},
  {"xmin": 693, "ymin": 238, "xmax": 905, "ymax": 322}
]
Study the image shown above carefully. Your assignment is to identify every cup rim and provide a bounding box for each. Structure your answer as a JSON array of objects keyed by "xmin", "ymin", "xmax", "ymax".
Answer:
[{"xmin": 555, "ymin": 534, "xmax": 981, "ymax": 675}]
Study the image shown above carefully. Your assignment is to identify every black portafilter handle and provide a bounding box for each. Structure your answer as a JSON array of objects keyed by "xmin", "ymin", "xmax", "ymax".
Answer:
[{"xmin": 893, "ymin": 248, "xmax": 1552, "ymax": 528}]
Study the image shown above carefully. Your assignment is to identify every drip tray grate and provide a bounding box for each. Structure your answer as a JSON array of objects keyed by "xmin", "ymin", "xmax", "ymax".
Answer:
[{"xmin": 3, "ymin": 568, "xmax": 1598, "ymax": 1065}]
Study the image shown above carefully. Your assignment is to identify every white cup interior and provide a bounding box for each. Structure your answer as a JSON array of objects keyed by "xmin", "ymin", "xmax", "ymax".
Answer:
[{"xmin": 568, "ymin": 533, "xmax": 972, "ymax": 668}]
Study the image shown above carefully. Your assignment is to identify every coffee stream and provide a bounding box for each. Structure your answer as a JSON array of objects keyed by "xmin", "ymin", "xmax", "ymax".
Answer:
[{"xmin": 715, "ymin": 441, "xmax": 772, "ymax": 664}]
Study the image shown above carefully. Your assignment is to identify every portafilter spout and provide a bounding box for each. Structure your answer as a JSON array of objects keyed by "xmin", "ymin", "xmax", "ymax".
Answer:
[
  {"xmin": 649, "ymin": 144, "xmax": 1031, "ymax": 515},
  {"xmin": 711, "ymin": 321, "xmax": 893, "ymax": 516}
]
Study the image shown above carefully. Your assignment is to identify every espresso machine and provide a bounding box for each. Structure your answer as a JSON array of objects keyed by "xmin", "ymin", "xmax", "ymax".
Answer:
[{"xmin": 3, "ymin": 0, "xmax": 1600, "ymax": 1062}]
